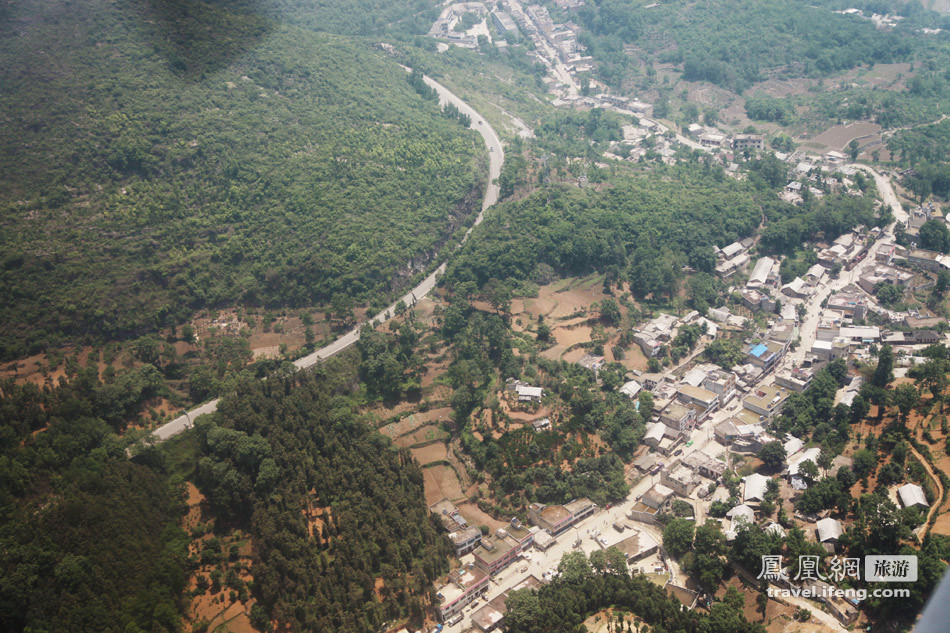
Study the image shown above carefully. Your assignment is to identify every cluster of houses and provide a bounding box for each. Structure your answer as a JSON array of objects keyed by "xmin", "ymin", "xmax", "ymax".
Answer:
[
  {"xmin": 717, "ymin": 227, "xmax": 879, "ymax": 316},
  {"xmin": 427, "ymin": 2, "xmax": 489, "ymax": 49},
  {"xmin": 630, "ymin": 311, "xmax": 718, "ymax": 360},
  {"xmin": 685, "ymin": 125, "xmax": 766, "ymax": 153},
  {"xmin": 430, "ymin": 497, "xmax": 597, "ymax": 622},
  {"xmin": 778, "ymin": 149, "xmax": 866, "ymax": 206}
]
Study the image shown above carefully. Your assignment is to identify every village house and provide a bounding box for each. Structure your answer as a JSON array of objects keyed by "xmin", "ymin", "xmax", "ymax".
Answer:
[
  {"xmin": 682, "ymin": 451, "xmax": 726, "ymax": 480},
  {"xmin": 661, "ymin": 464, "xmax": 701, "ymax": 496},
  {"xmin": 659, "ymin": 401, "xmax": 698, "ymax": 433},
  {"xmin": 527, "ymin": 498, "xmax": 596, "ymax": 536},
  {"xmin": 743, "ymin": 473, "xmax": 770, "ymax": 504},
  {"xmin": 437, "ymin": 566, "xmax": 491, "ymax": 622},
  {"xmin": 747, "ymin": 341, "xmax": 784, "ymax": 371},
  {"xmin": 733, "ymin": 133, "xmax": 765, "ymax": 151},
  {"xmin": 472, "ymin": 519, "xmax": 535, "ymax": 576},
  {"xmin": 747, "ymin": 257, "xmax": 777, "ymax": 288},
  {"xmin": 826, "ymin": 290, "xmax": 868, "ymax": 320},
  {"xmin": 816, "ymin": 517, "xmax": 844, "ymax": 544},
  {"xmin": 898, "ymin": 483, "xmax": 929, "ymax": 510},
  {"xmin": 743, "ymin": 384, "xmax": 791, "ymax": 418},
  {"xmin": 516, "ymin": 384, "xmax": 543, "ymax": 402},
  {"xmin": 633, "ymin": 313, "xmax": 679, "ymax": 357},
  {"xmin": 715, "ymin": 252, "xmax": 750, "ymax": 278}
]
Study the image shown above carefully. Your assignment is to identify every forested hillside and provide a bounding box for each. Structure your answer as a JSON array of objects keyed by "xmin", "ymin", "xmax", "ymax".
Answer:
[
  {"xmin": 195, "ymin": 364, "xmax": 452, "ymax": 632},
  {"xmin": 444, "ymin": 164, "xmax": 767, "ymax": 296},
  {"xmin": 202, "ymin": 0, "xmax": 441, "ymax": 36},
  {"xmin": 0, "ymin": 373, "xmax": 189, "ymax": 632},
  {"xmin": 0, "ymin": 0, "xmax": 481, "ymax": 360},
  {"xmin": 575, "ymin": 0, "xmax": 938, "ymax": 91}
]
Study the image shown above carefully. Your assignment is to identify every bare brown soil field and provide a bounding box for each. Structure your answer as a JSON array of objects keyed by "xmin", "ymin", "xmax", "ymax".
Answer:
[
  {"xmin": 394, "ymin": 424, "xmax": 450, "ymax": 448},
  {"xmin": 808, "ymin": 121, "xmax": 881, "ymax": 151},
  {"xmin": 380, "ymin": 407, "xmax": 453, "ymax": 439},
  {"xmin": 540, "ymin": 324, "xmax": 593, "ymax": 361},
  {"xmin": 457, "ymin": 501, "xmax": 508, "ymax": 531},
  {"xmin": 609, "ymin": 336, "xmax": 649, "ymax": 372},
  {"xmin": 411, "ymin": 442, "xmax": 449, "ymax": 465},
  {"xmin": 423, "ymin": 464, "xmax": 465, "ymax": 505}
]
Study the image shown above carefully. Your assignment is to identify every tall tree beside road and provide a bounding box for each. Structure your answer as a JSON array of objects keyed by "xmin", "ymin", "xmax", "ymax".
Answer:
[{"xmin": 872, "ymin": 345, "xmax": 895, "ymax": 389}]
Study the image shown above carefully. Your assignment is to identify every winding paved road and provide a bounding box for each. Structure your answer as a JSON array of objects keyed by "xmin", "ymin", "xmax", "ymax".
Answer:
[{"xmin": 151, "ymin": 72, "xmax": 504, "ymax": 442}]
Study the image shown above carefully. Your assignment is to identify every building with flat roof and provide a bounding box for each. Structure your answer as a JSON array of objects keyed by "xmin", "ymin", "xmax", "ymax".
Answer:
[
  {"xmin": 908, "ymin": 248, "xmax": 950, "ymax": 272},
  {"xmin": 826, "ymin": 290, "xmax": 868, "ymax": 320},
  {"xmin": 714, "ymin": 420, "xmax": 740, "ymax": 444},
  {"xmin": 437, "ymin": 566, "xmax": 490, "ymax": 621},
  {"xmin": 838, "ymin": 325, "xmax": 880, "ymax": 344},
  {"xmin": 528, "ymin": 502, "xmax": 572, "ymax": 535},
  {"xmin": 677, "ymin": 384, "xmax": 719, "ymax": 412},
  {"xmin": 682, "ymin": 451, "xmax": 726, "ymax": 480},
  {"xmin": 527, "ymin": 498, "xmax": 597, "ymax": 536},
  {"xmin": 430, "ymin": 498, "xmax": 468, "ymax": 532},
  {"xmin": 471, "ymin": 604, "xmax": 505, "ymax": 632},
  {"xmin": 660, "ymin": 401, "xmax": 698, "ymax": 432},
  {"xmin": 449, "ymin": 526, "xmax": 483, "ymax": 557},
  {"xmin": 564, "ymin": 497, "xmax": 597, "ymax": 522},
  {"xmin": 775, "ymin": 365, "xmax": 819, "ymax": 392},
  {"xmin": 613, "ymin": 529, "xmax": 660, "ymax": 563},
  {"xmin": 734, "ymin": 133, "xmax": 765, "ymax": 151},
  {"xmin": 661, "ymin": 464, "xmax": 701, "ymax": 496},
  {"xmin": 747, "ymin": 341, "xmax": 784, "ymax": 370},
  {"xmin": 857, "ymin": 265, "xmax": 912, "ymax": 295},
  {"xmin": 491, "ymin": 10, "xmax": 519, "ymax": 36},
  {"xmin": 743, "ymin": 384, "xmax": 791, "ymax": 418},
  {"xmin": 641, "ymin": 484, "xmax": 674, "ymax": 510},
  {"xmin": 703, "ymin": 369, "xmax": 738, "ymax": 404},
  {"xmin": 473, "ymin": 520, "xmax": 535, "ymax": 575}
]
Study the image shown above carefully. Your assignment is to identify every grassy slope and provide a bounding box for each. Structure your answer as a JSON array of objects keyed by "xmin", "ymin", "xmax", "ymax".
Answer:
[{"xmin": 0, "ymin": 0, "xmax": 482, "ymax": 359}]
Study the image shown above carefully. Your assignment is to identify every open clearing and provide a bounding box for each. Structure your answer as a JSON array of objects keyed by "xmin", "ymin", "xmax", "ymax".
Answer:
[
  {"xmin": 422, "ymin": 464, "xmax": 465, "ymax": 505},
  {"xmin": 411, "ymin": 442, "xmax": 449, "ymax": 465},
  {"xmin": 393, "ymin": 424, "xmax": 449, "ymax": 448},
  {"xmin": 808, "ymin": 121, "xmax": 881, "ymax": 151}
]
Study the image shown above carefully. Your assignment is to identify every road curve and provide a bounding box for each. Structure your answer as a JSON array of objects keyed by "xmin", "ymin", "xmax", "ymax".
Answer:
[{"xmin": 148, "ymin": 72, "xmax": 504, "ymax": 443}]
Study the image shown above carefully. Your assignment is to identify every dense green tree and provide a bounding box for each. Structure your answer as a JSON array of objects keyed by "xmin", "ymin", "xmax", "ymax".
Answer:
[
  {"xmin": 919, "ymin": 219, "xmax": 950, "ymax": 253},
  {"xmin": 759, "ymin": 441, "xmax": 787, "ymax": 472},
  {"xmin": 872, "ymin": 345, "xmax": 895, "ymax": 388},
  {"xmin": 663, "ymin": 517, "xmax": 695, "ymax": 558}
]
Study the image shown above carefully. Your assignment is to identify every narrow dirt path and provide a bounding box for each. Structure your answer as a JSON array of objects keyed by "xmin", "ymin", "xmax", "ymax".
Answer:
[{"xmin": 908, "ymin": 442, "xmax": 944, "ymax": 539}]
